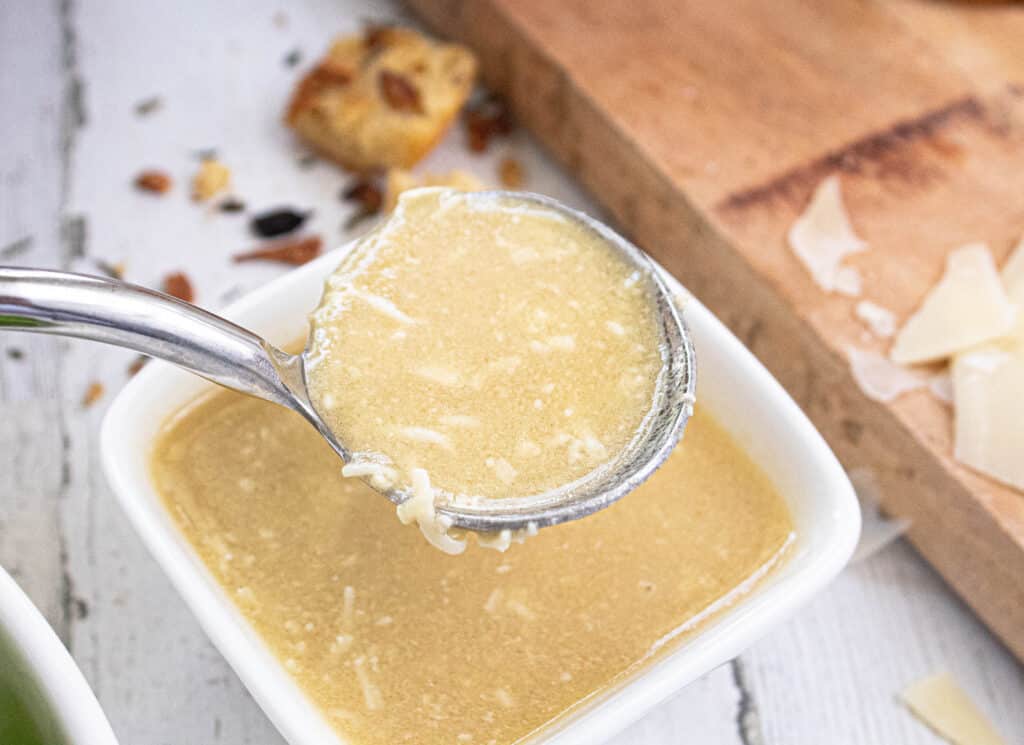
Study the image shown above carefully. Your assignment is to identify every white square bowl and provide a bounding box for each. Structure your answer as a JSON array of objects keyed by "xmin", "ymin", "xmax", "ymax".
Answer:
[{"xmin": 101, "ymin": 246, "xmax": 860, "ymax": 745}]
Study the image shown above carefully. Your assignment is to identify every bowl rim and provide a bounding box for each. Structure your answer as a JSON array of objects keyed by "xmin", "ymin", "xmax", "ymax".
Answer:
[
  {"xmin": 0, "ymin": 566, "xmax": 119, "ymax": 745},
  {"xmin": 100, "ymin": 246, "xmax": 860, "ymax": 745}
]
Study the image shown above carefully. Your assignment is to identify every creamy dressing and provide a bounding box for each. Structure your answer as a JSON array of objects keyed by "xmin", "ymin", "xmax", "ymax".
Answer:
[
  {"xmin": 306, "ymin": 189, "xmax": 663, "ymax": 518},
  {"xmin": 150, "ymin": 391, "xmax": 794, "ymax": 745}
]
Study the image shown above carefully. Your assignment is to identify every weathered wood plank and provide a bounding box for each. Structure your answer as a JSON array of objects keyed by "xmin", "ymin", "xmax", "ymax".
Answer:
[
  {"xmin": 744, "ymin": 542, "xmax": 1024, "ymax": 743},
  {"xmin": 0, "ymin": 0, "xmax": 71, "ymax": 636}
]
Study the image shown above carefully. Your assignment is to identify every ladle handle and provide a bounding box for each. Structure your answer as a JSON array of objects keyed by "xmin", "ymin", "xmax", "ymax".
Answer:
[{"xmin": 0, "ymin": 266, "xmax": 299, "ymax": 407}]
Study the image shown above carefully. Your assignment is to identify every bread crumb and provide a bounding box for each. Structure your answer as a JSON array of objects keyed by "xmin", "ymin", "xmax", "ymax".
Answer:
[
  {"xmin": 498, "ymin": 157, "xmax": 525, "ymax": 188},
  {"xmin": 192, "ymin": 159, "xmax": 231, "ymax": 201},
  {"xmin": 286, "ymin": 28, "xmax": 477, "ymax": 172},
  {"xmin": 82, "ymin": 381, "xmax": 105, "ymax": 408}
]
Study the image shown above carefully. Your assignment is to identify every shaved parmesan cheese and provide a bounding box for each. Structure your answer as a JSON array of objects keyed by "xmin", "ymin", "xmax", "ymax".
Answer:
[
  {"xmin": 944, "ymin": 239, "xmax": 1024, "ymax": 491},
  {"xmin": 397, "ymin": 426, "xmax": 453, "ymax": 451},
  {"xmin": 928, "ymin": 371, "xmax": 954, "ymax": 405},
  {"xmin": 341, "ymin": 461, "xmax": 398, "ymax": 490},
  {"xmin": 900, "ymin": 673, "xmax": 1007, "ymax": 745},
  {"xmin": 414, "ymin": 365, "xmax": 461, "ymax": 387},
  {"xmin": 848, "ymin": 346, "xmax": 925, "ymax": 402},
  {"xmin": 952, "ymin": 338, "xmax": 1024, "ymax": 491},
  {"xmin": 342, "ymin": 585, "xmax": 356, "ymax": 629},
  {"xmin": 352, "ymin": 656, "xmax": 383, "ymax": 711},
  {"xmin": 891, "ymin": 244, "xmax": 1017, "ymax": 365},
  {"xmin": 485, "ymin": 456, "xmax": 518, "ymax": 484},
  {"xmin": 396, "ymin": 469, "xmax": 466, "ymax": 555},
  {"xmin": 477, "ymin": 530, "xmax": 513, "ymax": 553},
  {"xmin": 483, "ymin": 588, "xmax": 504, "ymax": 614},
  {"xmin": 1001, "ymin": 235, "xmax": 1024, "ymax": 301},
  {"xmin": 788, "ymin": 175, "xmax": 867, "ymax": 296},
  {"xmin": 854, "ymin": 300, "xmax": 896, "ymax": 338},
  {"xmin": 439, "ymin": 414, "xmax": 481, "ymax": 429}
]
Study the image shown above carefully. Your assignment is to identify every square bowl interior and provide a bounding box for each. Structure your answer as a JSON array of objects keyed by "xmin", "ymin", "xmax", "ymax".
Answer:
[{"xmin": 101, "ymin": 247, "xmax": 860, "ymax": 745}]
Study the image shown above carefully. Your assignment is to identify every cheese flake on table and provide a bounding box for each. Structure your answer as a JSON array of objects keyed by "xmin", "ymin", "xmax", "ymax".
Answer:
[
  {"xmin": 787, "ymin": 175, "xmax": 867, "ymax": 296},
  {"xmin": 890, "ymin": 244, "xmax": 1017, "ymax": 365},
  {"xmin": 900, "ymin": 672, "xmax": 1007, "ymax": 745}
]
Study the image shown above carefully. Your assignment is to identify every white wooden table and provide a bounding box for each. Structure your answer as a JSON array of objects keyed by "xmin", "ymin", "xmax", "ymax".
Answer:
[{"xmin": 1, "ymin": 2, "xmax": 1021, "ymax": 743}]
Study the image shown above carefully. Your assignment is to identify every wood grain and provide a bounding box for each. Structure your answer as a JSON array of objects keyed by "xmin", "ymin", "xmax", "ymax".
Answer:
[
  {"xmin": 2, "ymin": 1, "xmax": 1023, "ymax": 744},
  {"xmin": 409, "ymin": 0, "xmax": 1024, "ymax": 661},
  {"xmin": 0, "ymin": 0, "xmax": 73, "ymax": 639}
]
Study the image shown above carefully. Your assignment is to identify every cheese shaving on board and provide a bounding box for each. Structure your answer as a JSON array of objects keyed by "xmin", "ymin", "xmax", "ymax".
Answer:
[
  {"xmin": 948, "ymin": 238, "xmax": 1024, "ymax": 492},
  {"xmin": 855, "ymin": 300, "xmax": 896, "ymax": 338},
  {"xmin": 891, "ymin": 244, "xmax": 1017, "ymax": 365},
  {"xmin": 928, "ymin": 371, "xmax": 953, "ymax": 405},
  {"xmin": 952, "ymin": 336, "xmax": 1024, "ymax": 492},
  {"xmin": 788, "ymin": 175, "xmax": 867, "ymax": 296},
  {"xmin": 900, "ymin": 672, "xmax": 1008, "ymax": 745},
  {"xmin": 848, "ymin": 346, "xmax": 925, "ymax": 402},
  {"xmin": 1001, "ymin": 235, "xmax": 1024, "ymax": 300}
]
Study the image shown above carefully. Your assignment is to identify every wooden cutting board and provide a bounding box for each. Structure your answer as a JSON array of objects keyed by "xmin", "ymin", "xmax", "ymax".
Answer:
[{"xmin": 409, "ymin": 0, "xmax": 1024, "ymax": 659}]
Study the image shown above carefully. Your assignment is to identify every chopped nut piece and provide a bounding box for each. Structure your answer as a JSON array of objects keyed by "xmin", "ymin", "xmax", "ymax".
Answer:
[
  {"xmin": 219, "ymin": 197, "xmax": 246, "ymax": 213},
  {"xmin": 498, "ymin": 157, "xmax": 525, "ymax": 188},
  {"xmin": 464, "ymin": 95, "xmax": 514, "ymax": 152},
  {"xmin": 162, "ymin": 272, "xmax": 195, "ymax": 303},
  {"xmin": 234, "ymin": 235, "xmax": 322, "ymax": 266},
  {"xmin": 82, "ymin": 381, "xmax": 105, "ymax": 408},
  {"xmin": 134, "ymin": 96, "xmax": 162, "ymax": 116},
  {"xmin": 342, "ymin": 178, "xmax": 385, "ymax": 229},
  {"xmin": 1, "ymin": 236, "xmax": 33, "ymax": 259},
  {"xmin": 192, "ymin": 159, "xmax": 231, "ymax": 201},
  {"xmin": 135, "ymin": 170, "xmax": 172, "ymax": 194},
  {"xmin": 343, "ymin": 179, "xmax": 384, "ymax": 212},
  {"xmin": 384, "ymin": 168, "xmax": 484, "ymax": 211},
  {"xmin": 379, "ymin": 70, "xmax": 423, "ymax": 113},
  {"xmin": 95, "ymin": 259, "xmax": 125, "ymax": 279},
  {"xmin": 286, "ymin": 64, "xmax": 353, "ymax": 126},
  {"xmin": 127, "ymin": 355, "xmax": 149, "ymax": 377},
  {"xmin": 286, "ymin": 29, "xmax": 477, "ymax": 172}
]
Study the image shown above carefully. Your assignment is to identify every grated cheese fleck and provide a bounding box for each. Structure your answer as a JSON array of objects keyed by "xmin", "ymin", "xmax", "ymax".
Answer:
[
  {"xmin": 353, "ymin": 656, "xmax": 383, "ymax": 711},
  {"xmin": 395, "ymin": 468, "xmax": 466, "ymax": 555},
  {"xmin": 397, "ymin": 426, "xmax": 453, "ymax": 451}
]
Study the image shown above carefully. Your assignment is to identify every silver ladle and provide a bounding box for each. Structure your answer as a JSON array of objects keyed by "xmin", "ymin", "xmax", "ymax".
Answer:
[{"xmin": 0, "ymin": 192, "xmax": 695, "ymax": 533}]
